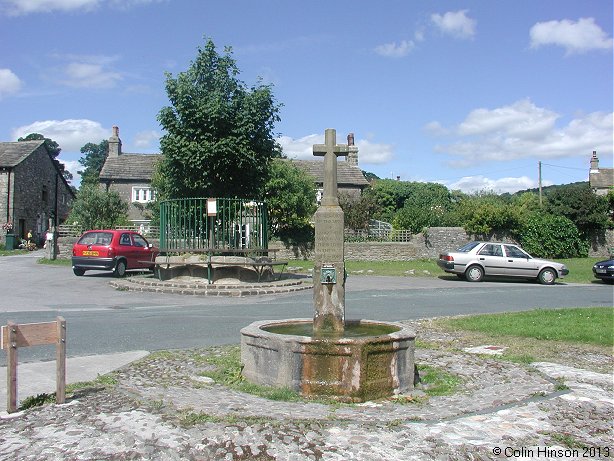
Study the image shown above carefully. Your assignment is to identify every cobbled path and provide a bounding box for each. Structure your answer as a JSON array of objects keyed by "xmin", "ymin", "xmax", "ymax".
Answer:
[{"xmin": 1, "ymin": 321, "xmax": 612, "ymax": 461}]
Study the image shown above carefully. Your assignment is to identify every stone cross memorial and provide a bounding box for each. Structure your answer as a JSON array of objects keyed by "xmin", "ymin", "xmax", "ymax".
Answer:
[{"xmin": 312, "ymin": 128, "xmax": 349, "ymax": 333}]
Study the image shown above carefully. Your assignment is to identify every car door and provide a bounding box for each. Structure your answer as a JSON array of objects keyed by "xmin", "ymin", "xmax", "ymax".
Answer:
[
  {"xmin": 503, "ymin": 244, "xmax": 538, "ymax": 278},
  {"xmin": 476, "ymin": 243, "xmax": 507, "ymax": 276},
  {"xmin": 118, "ymin": 232, "xmax": 139, "ymax": 269},
  {"xmin": 131, "ymin": 233, "xmax": 154, "ymax": 268}
]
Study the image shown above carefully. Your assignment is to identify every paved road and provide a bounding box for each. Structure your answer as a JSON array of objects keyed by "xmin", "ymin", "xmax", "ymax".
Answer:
[{"xmin": 1, "ymin": 250, "xmax": 612, "ymax": 365}]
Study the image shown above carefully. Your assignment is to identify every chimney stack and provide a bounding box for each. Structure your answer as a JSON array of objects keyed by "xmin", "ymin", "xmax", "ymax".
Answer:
[
  {"xmin": 346, "ymin": 132, "xmax": 359, "ymax": 167},
  {"xmin": 589, "ymin": 150, "xmax": 600, "ymax": 173},
  {"xmin": 108, "ymin": 125, "xmax": 122, "ymax": 157}
]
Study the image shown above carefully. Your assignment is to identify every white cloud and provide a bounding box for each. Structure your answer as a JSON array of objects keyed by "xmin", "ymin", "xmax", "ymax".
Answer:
[
  {"xmin": 375, "ymin": 40, "xmax": 416, "ymax": 58},
  {"xmin": 530, "ymin": 18, "xmax": 613, "ymax": 54},
  {"xmin": 1, "ymin": 0, "xmax": 165, "ymax": 15},
  {"xmin": 61, "ymin": 159, "xmax": 82, "ymax": 184},
  {"xmin": 278, "ymin": 134, "xmax": 393, "ymax": 165},
  {"xmin": 133, "ymin": 130, "xmax": 160, "ymax": 149},
  {"xmin": 60, "ymin": 61, "xmax": 123, "ymax": 89},
  {"xmin": 445, "ymin": 175, "xmax": 549, "ymax": 194},
  {"xmin": 12, "ymin": 119, "xmax": 108, "ymax": 151},
  {"xmin": 1, "ymin": 0, "xmax": 100, "ymax": 15},
  {"xmin": 431, "ymin": 10, "xmax": 476, "ymax": 40},
  {"xmin": 0, "ymin": 68, "xmax": 22, "ymax": 99},
  {"xmin": 357, "ymin": 139, "xmax": 394, "ymax": 164},
  {"xmin": 428, "ymin": 99, "xmax": 613, "ymax": 167}
]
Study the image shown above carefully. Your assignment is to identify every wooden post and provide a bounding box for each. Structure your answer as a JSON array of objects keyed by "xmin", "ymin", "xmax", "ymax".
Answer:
[
  {"xmin": 7, "ymin": 321, "xmax": 17, "ymax": 413},
  {"xmin": 55, "ymin": 317, "xmax": 66, "ymax": 404}
]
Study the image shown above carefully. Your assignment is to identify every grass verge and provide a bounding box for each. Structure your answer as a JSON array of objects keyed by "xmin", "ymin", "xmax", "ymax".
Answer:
[
  {"xmin": 440, "ymin": 307, "xmax": 613, "ymax": 346},
  {"xmin": 37, "ymin": 257, "xmax": 71, "ymax": 266},
  {"xmin": 288, "ymin": 257, "xmax": 606, "ymax": 284}
]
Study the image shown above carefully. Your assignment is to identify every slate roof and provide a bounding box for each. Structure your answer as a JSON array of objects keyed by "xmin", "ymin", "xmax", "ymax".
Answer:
[
  {"xmin": 99, "ymin": 153, "xmax": 161, "ymax": 181},
  {"xmin": 286, "ymin": 159, "xmax": 369, "ymax": 187},
  {"xmin": 98, "ymin": 153, "xmax": 370, "ymax": 188},
  {"xmin": 590, "ymin": 168, "xmax": 614, "ymax": 190},
  {"xmin": 0, "ymin": 141, "xmax": 45, "ymax": 167}
]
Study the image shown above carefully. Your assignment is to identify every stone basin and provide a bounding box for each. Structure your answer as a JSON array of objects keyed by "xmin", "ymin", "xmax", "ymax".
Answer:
[{"xmin": 240, "ymin": 318, "xmax": 416, "ymax": 402}]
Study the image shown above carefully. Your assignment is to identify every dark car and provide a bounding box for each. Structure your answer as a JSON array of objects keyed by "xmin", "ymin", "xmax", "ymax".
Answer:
[
  {"xmin": 592, "ymin": 258, "xmax": 614, "ymax": 284},
  {"xmin": 72, "ymin": 230, "xmax": 158, "ymax": 277}
]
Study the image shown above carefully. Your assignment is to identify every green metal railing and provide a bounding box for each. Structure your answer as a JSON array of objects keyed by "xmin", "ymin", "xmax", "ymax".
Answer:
[{"xmin": 159, "ymin": 197, "xmax": 268, "ymax": 253}]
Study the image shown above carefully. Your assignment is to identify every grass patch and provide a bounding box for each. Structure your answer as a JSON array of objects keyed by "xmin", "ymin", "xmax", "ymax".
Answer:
[
  {"xmin": 417, "ymin": 365, "xmax": 462, "ymax": 397},
  {"xmin": 199, "ymin": 346, "xmax": 304, "ymax": 402},
  {"xmin": 441, "ymin": 307, "xmax": 613, "ymax": 347},
  {"xmin": 0, "ymin": 249, "xmax": 29, "ymax": 256},
  {"xmin": 287, "ymin": 257, "xmax": 604, "ymax": 283},
  {"xmin": 18, "ymin": 373, "xmax": 118, "ymax": 411},
  {"xmin": 37, "ymin": 257, "xmax": 71, "ymax": 266}
]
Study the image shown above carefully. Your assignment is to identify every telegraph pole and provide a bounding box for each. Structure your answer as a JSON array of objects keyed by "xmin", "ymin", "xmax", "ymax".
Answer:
[{"xmin": 538, "ymin": 161, "xmax": 543, "ymax": 206}]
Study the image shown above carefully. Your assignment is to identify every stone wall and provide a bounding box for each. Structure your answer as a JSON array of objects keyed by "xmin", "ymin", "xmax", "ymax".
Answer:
[
  {"xmin": 270, "ymin": 226, "xmax": 614, "ymax": 261},
  {"xmin": 55, "ymin": 227, "xmax": 614, "ymax": 261}
]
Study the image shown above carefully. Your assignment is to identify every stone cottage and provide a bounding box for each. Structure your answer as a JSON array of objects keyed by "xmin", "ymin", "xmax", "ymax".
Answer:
[
  {"xmin": 589, "ymin": 150, "xmax": 614, "ymax": 196},
  {"xmin": 99, "ymin": 126, "xmax": 159, "ymax": 226},
  {"xmin": 0, "ymin": 140, "xmax": 75, "ymax": 243},
  {"xmin": 98, "ymin": 127, "xmax": 369, "ymax": 224}
]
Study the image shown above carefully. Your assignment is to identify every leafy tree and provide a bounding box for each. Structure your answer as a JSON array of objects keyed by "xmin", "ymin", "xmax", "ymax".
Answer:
[
  {"xmin": 18, "ymin": 133, "xmax": 72, "ymax": 182},
  {"xmin": 67, "ymin": 185, "xmax": 129, "ymax": 230},
  {"xmin": 156, "ymin": 38, "xmax": 282, "ymax": 200},
  {"xmin": 78, "ymin": 140, "xmax": 109, "ymax": 186},
  {"xmin": 339, "ymin": 192, "xmax": 379, "ymax": 231},
  {"xmin": 363, "ymin": 179, "xmax": 420, "ymax": 222},
  {"xmin": 456, "ymin": 192, "xmax": 520, "ymax": 237},
  {"xmin": 545, "ymin": 183, "xmax": 609, "ymax": 237},
  {"xmin": 263, "ymin": 160, "xmax": 316, "ymax": 239},
  {"xmin": 517, "ymin": 212, "xmax": 588, "ymax": 258},
  {"xmin": 392, "ymin": 183, "xmax": 452, "ymax": 232}
]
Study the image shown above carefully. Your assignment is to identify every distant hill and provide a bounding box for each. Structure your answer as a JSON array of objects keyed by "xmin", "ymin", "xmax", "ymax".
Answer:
[{"xmin": 507, "ymin": 181, "xmax": 588, "ymax": 197}]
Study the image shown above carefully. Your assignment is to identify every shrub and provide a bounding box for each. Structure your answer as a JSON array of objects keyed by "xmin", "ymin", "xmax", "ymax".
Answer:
[{"xmin": 517, "ymin": 213, "xmax": 588, "ymax": 258}]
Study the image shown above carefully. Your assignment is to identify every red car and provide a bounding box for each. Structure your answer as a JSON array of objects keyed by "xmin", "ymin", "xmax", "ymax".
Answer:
[{"xmin": 71, "ymin": 230, "xmax": 158, "ymax": 277}]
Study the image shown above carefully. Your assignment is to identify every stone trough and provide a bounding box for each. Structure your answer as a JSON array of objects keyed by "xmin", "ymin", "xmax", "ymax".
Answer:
[{"xmin": 241, "ymin": 318, "xmax": 416, "ymax": 402}]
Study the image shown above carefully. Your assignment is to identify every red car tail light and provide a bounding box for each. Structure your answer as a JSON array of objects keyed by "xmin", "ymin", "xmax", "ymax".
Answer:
[{"xmin": 440, "ymin": 254, "xmax": 454, "ymax": 262}]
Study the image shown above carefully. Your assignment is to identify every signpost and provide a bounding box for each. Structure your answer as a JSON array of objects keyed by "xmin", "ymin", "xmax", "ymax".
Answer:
[{"xmin": 1, "ymin": 317, "xmax": 66, "ymax": 413}]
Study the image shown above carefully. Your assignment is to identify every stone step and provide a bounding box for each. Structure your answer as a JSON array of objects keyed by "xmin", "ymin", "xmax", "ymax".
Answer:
[{"xmin": 109, "ymin": 276, "xmax": 312, "ymax": 297}]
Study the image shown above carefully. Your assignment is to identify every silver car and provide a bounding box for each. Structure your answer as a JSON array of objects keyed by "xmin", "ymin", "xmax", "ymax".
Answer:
[{"xmin": 437, "ymin": 241, "xmax": 569, "ymax": 285}]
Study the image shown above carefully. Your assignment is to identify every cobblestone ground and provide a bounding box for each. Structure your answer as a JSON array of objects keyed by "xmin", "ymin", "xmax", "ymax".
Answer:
[{"xmin": 0, "ymin": 320, "xmax": 612, "ymax": 461}]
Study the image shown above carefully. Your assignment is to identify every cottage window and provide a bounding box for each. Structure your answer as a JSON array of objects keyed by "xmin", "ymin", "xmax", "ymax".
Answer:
[
  {"xmin": 42, "ymin": 186, "xmax": 48, "ymax": 203},
  {"xmin": 132, "ymin": 187, "xmax": 154, "ymax": 203}
]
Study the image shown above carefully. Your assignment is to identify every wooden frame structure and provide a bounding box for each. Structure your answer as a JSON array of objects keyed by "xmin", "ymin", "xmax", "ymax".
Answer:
[{"xmin": 1, "ymin": 317, "xmax": 66, "ymax": 413}]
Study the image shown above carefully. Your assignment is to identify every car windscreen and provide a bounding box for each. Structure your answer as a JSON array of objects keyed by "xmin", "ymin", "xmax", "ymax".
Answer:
[
  {"xmin": 457, "ymin": 241, "xmax": 481, "ymax": 253},
  {"xmin": 77, "ymin": 232, "xmax": 113, "ymax": 246}
]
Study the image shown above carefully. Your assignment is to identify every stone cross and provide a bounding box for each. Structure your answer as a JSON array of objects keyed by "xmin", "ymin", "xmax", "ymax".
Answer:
[
  {"xmin": 312, "ymin": 128, "xmax": 347, "ymax": 334},
  {"xmin": 313, "ymin": 129, "xmax": 349, "ymax": 206}
]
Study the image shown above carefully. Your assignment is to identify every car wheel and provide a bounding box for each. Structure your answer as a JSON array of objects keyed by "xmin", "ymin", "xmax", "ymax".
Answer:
[
  {"xmin": 538, "ymin": 268, "xmax": 556, "ymax": 285},
  {"xmin": 73, "ymin": 268, "xmax": 85, "ymax": 276},
  {"xmin": 114, "ymin": 259, "xmax": 127, "ymax": 278},
  {"xmin": 603, "ymin": 279, "xmax": 614, "ymax": 285},
  {"xmin": 465, "ymin": 265, "xmax": 484, "ymax": 282}
]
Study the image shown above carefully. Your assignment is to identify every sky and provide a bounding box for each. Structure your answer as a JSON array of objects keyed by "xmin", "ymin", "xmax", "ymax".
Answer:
[{"xmin": 0, "ymin": 0, "xmax": 612, "ymax": 193}]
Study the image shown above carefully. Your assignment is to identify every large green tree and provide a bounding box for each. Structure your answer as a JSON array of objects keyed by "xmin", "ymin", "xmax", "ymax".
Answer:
[
  {"xmin": 545, "ymin": 183, "xmax": 609, "ymax": 237},
  {"xmin": 156, "ymin": 38, "xmax": 282, "ymax": 199},
  {"xmin": 78, "ymin": 140, "xmax": 109, "ymax": 186},
  {"xmin": 67, "ymin": 185, "xmax": 129, "ymax": 230},
  {"xmin": 18, "ymin": 133, "xmax": 72, "ymax": 182},
  {"xmin": 263, "ymin": 160, "xmax": 316, "ymax": 239},
  {"xmin": 392, "ymin": 182, "xmax": 453, "ymax": 232}
]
